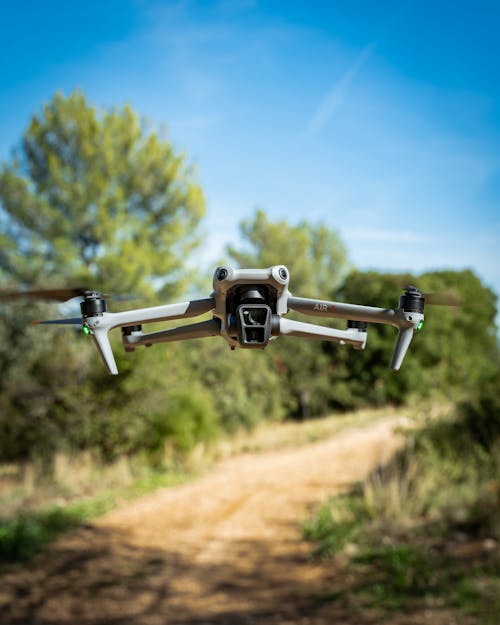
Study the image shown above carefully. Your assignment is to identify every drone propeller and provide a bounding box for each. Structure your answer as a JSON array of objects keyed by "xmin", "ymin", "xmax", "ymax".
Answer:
[
  {"xmin": 423, "ymin": 291, "xmax": 460, "ymax": 307},
  {"xmin": 402, "ymin": 285, "xmax": 459, "ymax": 307},
  {"xmin": 0, "ymin": 287, "xmax": 136, "ymax": 304},
  {"xmin": 31, "ymin": 317, "xmax": 83, "ymax": 326},
  {"xmin": 0, "ymin": 287, "xmax": 97, "ymax": 303}
]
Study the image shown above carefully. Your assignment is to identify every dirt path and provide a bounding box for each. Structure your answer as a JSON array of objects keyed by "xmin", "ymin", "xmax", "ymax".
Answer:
[{"xmin": 0, "ymin": 416, "xmax": 406, "ymax": 625}]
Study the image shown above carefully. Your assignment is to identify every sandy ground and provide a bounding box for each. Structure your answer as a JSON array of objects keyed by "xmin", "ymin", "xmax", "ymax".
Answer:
[{"xmin": 0, "ymin": 416, "xmax": 420, "ymax": 624}]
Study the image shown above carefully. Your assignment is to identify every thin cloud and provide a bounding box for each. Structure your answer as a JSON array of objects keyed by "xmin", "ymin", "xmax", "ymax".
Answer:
[{"xmin": 304, "ymin": 42, "xmax": 376, "ymax": 138}]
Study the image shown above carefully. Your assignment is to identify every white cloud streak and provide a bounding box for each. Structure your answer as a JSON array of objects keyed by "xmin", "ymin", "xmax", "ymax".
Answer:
[{"xmin": 304, "ymin": 42, "xmax": 376, "ymax": 138}]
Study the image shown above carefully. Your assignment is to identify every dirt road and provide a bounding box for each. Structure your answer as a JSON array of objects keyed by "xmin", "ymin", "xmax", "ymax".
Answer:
[{"xmin": 0, "ymin": 416, "xmax": 405, "ymax": 624}]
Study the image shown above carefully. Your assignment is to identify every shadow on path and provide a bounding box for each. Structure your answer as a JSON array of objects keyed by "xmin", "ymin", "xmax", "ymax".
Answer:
[{"xmin": 0, "ymin": 522, "xmax": 368, "ymax": 625}]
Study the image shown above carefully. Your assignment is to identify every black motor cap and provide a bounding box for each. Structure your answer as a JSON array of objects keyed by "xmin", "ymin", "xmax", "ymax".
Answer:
[
  {"xmin": 399, "ymin": 286, "xmax": 425, "ymax": 313},
  {"xmin": 80, "ymin": 292, "xmax": 107, "ymax": 317}
]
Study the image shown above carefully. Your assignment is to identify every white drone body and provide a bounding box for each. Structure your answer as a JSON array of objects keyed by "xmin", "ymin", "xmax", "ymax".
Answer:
[{"xmin": 23, "ymin": 265, "xmax": 424, "ymax": 375}]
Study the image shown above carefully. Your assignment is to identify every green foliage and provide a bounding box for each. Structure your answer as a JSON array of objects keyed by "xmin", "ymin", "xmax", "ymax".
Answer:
[
  {"xmin": 455, "ymin": 366, "xmax": 500, "ymax": 449},
  {"xmin": 226, "ymin": 212, "xmax": 498, "ymax": 418},
  {"xmin": 0, "ymin": 300, "xmax": 98, "ymax": 461},
  {"xmin": 185, "ymin": 339, "xmax": 286, "ymax": 432},
  {"xmin": 355, "ymin": 544, "xmax": 436, "ymax": 603},
  {"xmin": 304, "ymin": 373, "xmax": 500, "ymax": 618},
  {"xmin": 0, "ymin": 466, "xmax": 189, "ymax": 565},
  {"xmin": 306, "ymin": 523, "xmax": 500, "ymax": 620},
  {"xmin": 0, "ymin": 91, "xmax": 211, "ymax": 463},
  {"xmin": 303, "ymin": 494, "xmax": 366, "ymax": 559},
  {"xmin": 227, "ymin": 208, "xmax": 350, "ymax": 418},
  {"xmin": 413, "ymin": 269, "xmax": 498, "ymax": 390},
  {"xmin": 332, "ymin": 268, "xmax": 499, "ymax": 409},
  {"xmin": 334, "ymin": 368, "xmax": 500, "ymax": 539},
  {"xmin": 0, "ymin": 92, "xmax": 498, "ymax": 470},
  {"xmin": 227, "ymin": 208, "xmax": 348, "ymax": 296},
  {"xmin": 144, "ymin": 386, "xmax": 220, "ymax": 457},
  {"xmin": 0, "ymin": 508, "xmax": 84, "ymax": 563},
  {"xmin": 400, "ymin": 368, "xmax": 500, "ymax": 534},
  {"xmin": 0, "ymin": 90, "xmax": 205, "ymax": 298},
  {"xmin": 352, "ymin": 544, "xmax": 500, "ymax": 620}
]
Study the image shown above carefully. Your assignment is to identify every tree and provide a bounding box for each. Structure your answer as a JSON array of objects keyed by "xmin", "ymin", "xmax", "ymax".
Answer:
[
  {"xmin": 333, "ymin": 268, "xmax": 499, "ymax": 408},
  {"xmin": 227, "ymin": 209, "xmax": 348, "ymax": 296},
  {"xmin": 0, "ymin": 91, "xmax": 207, "ymax": 462},
  {"xmin": 0, "ymin": 91, "xmax": 205, "ymax": 298},
  {"xmin": 227, "ymin": 209, "xmax": 350, "ymax": 419}
]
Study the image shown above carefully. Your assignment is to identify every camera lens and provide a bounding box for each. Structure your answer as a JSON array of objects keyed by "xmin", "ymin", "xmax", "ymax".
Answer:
[
  {"xmin": 237, "ymin": 304, "xmax": 271, "ymax": 346},
  {"xmin": 250, "ymin": 310, "xmax": 264, "ymax": 325},
  {"xmin": 244, "ymin": 309, "xmax": 266, "ymax": 325},
  {"xmin": 216, "ymin": 267, "xmax": 228, "ymax": 281}
]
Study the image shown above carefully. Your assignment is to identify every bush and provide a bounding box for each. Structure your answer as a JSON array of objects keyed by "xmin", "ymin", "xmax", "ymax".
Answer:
[
  {"xmin": 331, "ymin": 269, "xmax": 498, "ymax": 409},
  {"xmin": 305, "ymin": 367, "xmax": 500, "ymax": 557},
  {"xmin": 144, "ymin": 386, "xmax": 220, "ymax": 457}
]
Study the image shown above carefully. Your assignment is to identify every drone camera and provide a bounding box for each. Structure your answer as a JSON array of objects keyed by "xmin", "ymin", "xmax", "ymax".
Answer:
[{"xmin": 236, "ymin": 303, "xmax": 272, "ymax": 347}]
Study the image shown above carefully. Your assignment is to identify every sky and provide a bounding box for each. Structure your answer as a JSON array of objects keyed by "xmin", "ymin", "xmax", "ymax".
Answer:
[{"xmin": 1, "ymin": 0, "xmax": 499, "ymax": 309}]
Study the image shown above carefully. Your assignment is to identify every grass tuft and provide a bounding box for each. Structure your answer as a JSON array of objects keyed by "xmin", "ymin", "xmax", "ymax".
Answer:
[{"xmin": 304, "ymin": 382, "xmax": 500, "ymax": 622}]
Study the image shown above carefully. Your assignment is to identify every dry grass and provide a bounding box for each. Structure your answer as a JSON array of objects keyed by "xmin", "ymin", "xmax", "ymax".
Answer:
[
  {"xmin": 216, "ymin": 404, "xmax": 413, "ymax": 458},
  {"xmin": 0, "ymin": 405, "xmax": 413, "ymax": 520}
]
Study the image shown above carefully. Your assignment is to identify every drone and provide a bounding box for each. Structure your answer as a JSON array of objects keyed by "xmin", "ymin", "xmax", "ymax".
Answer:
[{"xmin": 1, "ymin": 265, "xmax": 432, "ymax": 375}]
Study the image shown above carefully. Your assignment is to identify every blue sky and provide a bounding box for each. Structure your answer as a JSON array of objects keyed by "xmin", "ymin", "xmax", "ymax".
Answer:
[{"xmin": 1, "ymin": 0, "xmax": 499, "ymax": 306}]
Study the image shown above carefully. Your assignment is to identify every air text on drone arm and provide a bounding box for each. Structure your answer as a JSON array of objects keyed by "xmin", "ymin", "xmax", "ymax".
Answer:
[{"xmin": 287, "ymin": 296, "xmax": 400, "ymax": 327}]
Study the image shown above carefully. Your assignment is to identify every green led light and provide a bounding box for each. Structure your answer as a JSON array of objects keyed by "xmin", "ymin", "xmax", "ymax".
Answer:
[
  {"xmin": 417, "ymin": 320, "xmax": 424, "ymax": 331},
  {"xmin": 82, "ymin": 324, "xmax": 91, "ymax": 336}
]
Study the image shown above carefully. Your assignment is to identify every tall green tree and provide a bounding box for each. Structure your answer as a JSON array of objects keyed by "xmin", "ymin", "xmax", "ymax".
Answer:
[
  {"xmin": 0, "ymin": 91, "xmax": 205, "ymax": 298},
  {"xmin": 0, "ymin": 92, "xmax": 207, "ymax": 462},
  {"xmin": 227, "ymin": 209, "xmax": 348, "ymax": 296},
  {"xmin": 227, "ymin": 209, "xmax": 350, "ymax": 418}
]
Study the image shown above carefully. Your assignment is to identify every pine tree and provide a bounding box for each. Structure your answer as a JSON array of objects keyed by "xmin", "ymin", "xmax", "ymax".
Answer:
[{"xmin": 0, "ymin": 91, "xmax": 205, "ymax": 299}]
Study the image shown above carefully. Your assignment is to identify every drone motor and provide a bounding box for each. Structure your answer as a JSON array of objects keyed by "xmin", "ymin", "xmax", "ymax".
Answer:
[{"xmin": 80, "ymin": 291, "xmax": 107, "ymax": 318}]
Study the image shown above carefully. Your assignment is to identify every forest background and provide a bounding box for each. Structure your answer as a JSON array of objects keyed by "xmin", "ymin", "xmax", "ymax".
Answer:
[{"xmin": 0, "ymin": 91, "xmax": 498, "ymax": 467}]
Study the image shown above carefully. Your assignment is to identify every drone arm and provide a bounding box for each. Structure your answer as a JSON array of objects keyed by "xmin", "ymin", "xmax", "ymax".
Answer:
[
  {"xmin": 279, "ymin": 318, "xmax": 367, "ymax": 349},
  {"xmin": 287, "ymin": 296, "xmax": 398, "ymax": 326},
  {"xmin": 390, "ymin": 326, "xmax": 416, "ymax": 370},
  {"xmin": 123, "ymin": 319, "xmax": 221, "ymax": 348},
  {"xmin": 101, "ymin": 297, "xmax": 215, "ymax": 330},
  {"xmin": 92, "ymin": 328, "xmax": 119, "ymax": 375},
  {"xmin": 84, "ymin": 297, "xmax": 215, "ymax": 375},
  {"xmin": 287, "ymin": 296, "xmax": 423, "ymax": 370}
]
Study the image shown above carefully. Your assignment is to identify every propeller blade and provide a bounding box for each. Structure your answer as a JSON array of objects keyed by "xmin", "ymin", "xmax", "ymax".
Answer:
[
  {"xmin": 401, "ymin": 285, "xmax": 460, "ymax": 307},
  {"xmin": 0, "ymin": 287, "xmax": 92, "ymax": 302},
  {"xmin": 423, "ymin": 291, "xmax": 460, "ymax": 307},
  {"xmin": 32, "ymin": 317, "xmax": 83, "ymax": 326},
  {"xmin": 0, "ymin": 287, "xmax": 135, "ymax": 303}
]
